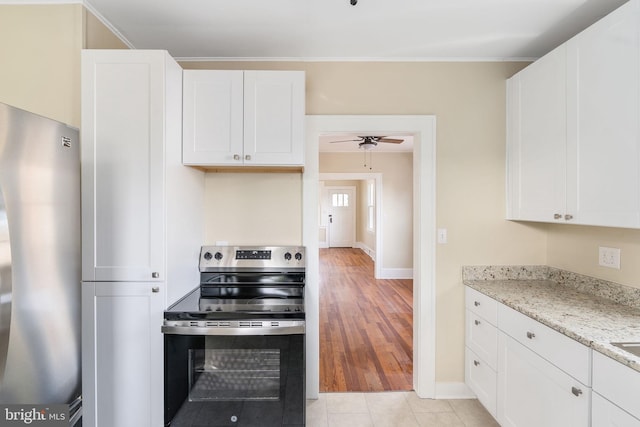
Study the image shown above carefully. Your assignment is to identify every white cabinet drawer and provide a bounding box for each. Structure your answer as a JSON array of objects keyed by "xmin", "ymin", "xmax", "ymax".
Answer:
[
  {"xmin": 466, "ymin": 287, "xmax": 498, "ymax": 326},
  {"xmin": 466, "ymin": 309, "xmax": 498, "ymax": 369},
  {"xmin": 465, "ymin": 347, "xmax": 497, "ymax": 417},
  {"xmin": 593, "ymin": 350, "xmax": 640, "ymax": 420},
  {"xmin": 498, "ymin": 304, "xmax": 591, "ymax": 385}
]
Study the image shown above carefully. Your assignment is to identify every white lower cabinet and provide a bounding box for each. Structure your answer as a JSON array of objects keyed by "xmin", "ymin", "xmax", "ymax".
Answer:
[
  {"xmin": 465, "ymin": 288, "xmax": 498, "ymax": 417},
  {"xmin": 497, "ymin": 332, "xmax": 590, "ymax": 427},
  {"xmin": 592, "ymin": 350, "xmax": 640, "ymax": 425},
  {"xmin": 465, "ymin": 286, "xmax": 592, "ymax": 426},
  {"xmin": 466, "ymin": 347, "xmax": 497, "ymax": 417},
  {"xmin": 82, "ymin": 282, "xmax": 164, "ymax": 427},
  {"xmin": 593, "ymin": 393, "xmax": 640, "ymax": 427}
]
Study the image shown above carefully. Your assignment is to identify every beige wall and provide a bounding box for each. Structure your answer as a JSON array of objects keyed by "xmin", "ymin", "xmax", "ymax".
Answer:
[
  {"xmin": 0, "ymin": 5, "xmax": 126, "ymax": 128},
  {"xmin": 547, "ymin": 224, "xmax": 640, "ymax": 289},
  {"xmin": 0, "ymin": 5, "xmax": 83, "ymax": 127},
  {"xmin": 203, "ymin": 172, "xmax": 303, "ymax": 246},
  {"xmin": 83, "ymin": 8, "xmax": 129, "ymax": 50}
]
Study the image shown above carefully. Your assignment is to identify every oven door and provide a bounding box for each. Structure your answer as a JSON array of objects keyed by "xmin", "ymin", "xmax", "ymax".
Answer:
[{"xmin": 164, "ymin": 324, "xmax": 305, "ymax": 427}]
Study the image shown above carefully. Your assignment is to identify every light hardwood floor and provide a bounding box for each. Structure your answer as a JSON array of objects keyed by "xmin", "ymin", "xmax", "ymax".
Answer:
[{"xmin": 319, "ymin": 247, "xmax": 413, "ymax": 392}]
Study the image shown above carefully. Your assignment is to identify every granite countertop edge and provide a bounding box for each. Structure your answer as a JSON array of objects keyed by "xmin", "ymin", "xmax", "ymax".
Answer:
[{"xmin": 462, "ymin": 266, "xmax": 640, "ymax": 374}]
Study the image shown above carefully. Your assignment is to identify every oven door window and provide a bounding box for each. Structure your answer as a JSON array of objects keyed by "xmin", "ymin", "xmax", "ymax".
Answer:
[{"xmin": 189, "ymin": 348, "xmax": 280, "ymax": 401}]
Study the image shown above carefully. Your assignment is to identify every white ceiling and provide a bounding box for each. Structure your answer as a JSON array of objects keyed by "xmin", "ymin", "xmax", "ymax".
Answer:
[{"xmin": 81, "ymin": 0, "xmax": 628, "ymax": 61}]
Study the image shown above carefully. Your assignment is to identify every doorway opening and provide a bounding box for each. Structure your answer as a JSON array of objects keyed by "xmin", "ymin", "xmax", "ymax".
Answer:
[
  {"xmin": 318, "ymin": 156, "xmax": 413, "ymax": 391},
  {"xmin": 303, "ymin": 115, "xmax": 436, "ymax": 399}
]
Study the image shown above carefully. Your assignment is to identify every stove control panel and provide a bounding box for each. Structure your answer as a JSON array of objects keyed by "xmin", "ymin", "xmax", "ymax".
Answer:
[{"xmin": 199, "ymin": 246, "xmax": 305, "ymax": 271}]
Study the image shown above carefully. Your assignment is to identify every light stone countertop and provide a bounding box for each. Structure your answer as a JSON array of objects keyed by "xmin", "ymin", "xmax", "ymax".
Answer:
[{"xmin": 462, "ymin": 266, "xmax": 640, "ymax": 373}]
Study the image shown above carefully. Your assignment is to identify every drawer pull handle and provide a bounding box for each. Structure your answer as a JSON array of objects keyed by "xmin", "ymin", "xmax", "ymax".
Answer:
[
  {"xmin": 571, "ymin": 387, "xmax": 582, "ymax": 397},
  {"xmin": 526, "ymin": 331, "xmax": 535, "ymax": 339},
  {"xmin": 553, "ymin": 213, "xmax": 562, "ymax": 219},
  {"xmin": 474, "ymin": 301, "xmax": 480, "ymax": 307},
  {"xmin": 473, "ymin": 360, "xmax": 480, "ymax": 367},
  {"xmin": 474, "ymin": 320, "xmax": 481, "ymax": 326},
  {"xmin": 565, "ymin": 214, "xmax": 574, "ymax": 221}
]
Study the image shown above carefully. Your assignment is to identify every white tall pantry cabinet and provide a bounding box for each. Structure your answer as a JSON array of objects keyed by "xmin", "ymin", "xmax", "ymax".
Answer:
[{"xmin": 81, "ymin": 50, "xmax": 204, "ymax": 427}]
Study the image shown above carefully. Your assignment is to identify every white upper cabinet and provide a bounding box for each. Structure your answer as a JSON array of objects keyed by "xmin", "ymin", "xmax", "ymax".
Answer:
[
  {"xmin": 507, "ymin": 45, "xmax": 567, "ymax": 222},
  {"xmin": 183, "ymin": 70, "xmax": 305, "ymax": 167},
  {"xmin": 566, "ymin": 0, "xmax": 640, "ymax": 228},
  {"xmin": 507, "ymin": 0, "xmax": 640, "ymax": 228}
]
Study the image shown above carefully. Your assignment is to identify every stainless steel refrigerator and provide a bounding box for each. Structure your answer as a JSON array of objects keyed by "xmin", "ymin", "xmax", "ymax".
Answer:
[{"xmin": 0, "ymin": 102, "xmax": 81, "ymax": 418}]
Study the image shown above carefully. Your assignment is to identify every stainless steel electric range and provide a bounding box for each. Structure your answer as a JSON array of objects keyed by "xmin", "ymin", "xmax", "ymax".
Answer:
[{"xmin": 162, "ymin": 246, "xmax": 306, "ymax": 427}]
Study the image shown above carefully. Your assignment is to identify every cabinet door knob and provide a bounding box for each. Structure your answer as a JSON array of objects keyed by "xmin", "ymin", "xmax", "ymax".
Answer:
[
  {"xmin": 526, "ymin": 331, "xmax": 536, "ymax": 339},
  {"xmin": 233, "ymin": 154, "xmax": 241, "ymax": 161},
  {"xmin": 474, "ymin": 301, "xmax": 480, "ymax": 307},
  {"xmin": 152, "ymin": 272, "xmax": 159, "ymax": 278},
  {"xmin": 554, "ymin": 213, "xmax": 562, "ymax": 219},
  {"xmin": 571, "ymin": 387, "xmax": 582, "ymax": 397},
  {"xmin": 245, "ymin": 154, "xmax": 251, "ymax": 161},
  {"xmin": 474, "ymin": 320, "xmax": 481, "ymax": 326},
  {"xmin": 564, "ymin": 214, "xmax": 574, "ymax": 220},
  {"xmin": 473, "ymin": 360, "xmax": 480, "ymax": 367},
  {"xmin": 152, "ymin": 286, "xmax": 160, "ymax": 293}
]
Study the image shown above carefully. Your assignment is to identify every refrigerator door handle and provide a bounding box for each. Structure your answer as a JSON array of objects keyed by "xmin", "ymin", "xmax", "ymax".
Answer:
[{"xmin": 0, "ymin": 185, "xmax": 12, "ymax": 384}]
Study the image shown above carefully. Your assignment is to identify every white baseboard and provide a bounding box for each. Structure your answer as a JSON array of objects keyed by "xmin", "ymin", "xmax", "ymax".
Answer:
[
  {"xmin": 434, "ymin": 382, "xmax": 476, "ymax": 399},
  {"xmin": 378, "ymin": 268, "xmax": 413, "ymax": 280},
  {"xmin": 354, "ymin": 242, "xmax": 375, "ymax": 261}
]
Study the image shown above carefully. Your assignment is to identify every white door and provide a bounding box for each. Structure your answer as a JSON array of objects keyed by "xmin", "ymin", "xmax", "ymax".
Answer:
[
  {"xmin": 182, "ymin": 70, "xmax": 244, "ymax": 165},
  {"xmin": 506, "ymin": 44, "xmax": 567, "ymax": 223},
  {"xmin": 81, "ymin": 50, "xmax": 167, "ymax": 282},
  {"xmin": 82, "ymin": 281, "xmax": 164, "ymax": 427},
  {"xmin": 497, "ymin": 333, "xmax": 590, "ymax": 427},
  {"xmin": 244, "ymin": 70, "xmax": 305, "ymax": 166},
  {"xmin": 328, "ymin": 188, "xmax": 356, "ymax": 248}
]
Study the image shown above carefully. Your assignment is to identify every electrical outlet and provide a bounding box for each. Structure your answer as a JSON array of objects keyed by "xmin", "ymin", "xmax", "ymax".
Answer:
[{"xmin": 599, "ymin": 246, "xmax": 621, "ymax": 269}]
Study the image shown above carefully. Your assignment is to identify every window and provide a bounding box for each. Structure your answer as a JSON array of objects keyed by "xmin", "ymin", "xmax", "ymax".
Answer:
[
  {"xmin": 367, "ymin": 180, "xmax": 375, "ymax": 232},
  {"xmin": 332, "ymin": 193, "xmax": 349, "ymax": 207}
]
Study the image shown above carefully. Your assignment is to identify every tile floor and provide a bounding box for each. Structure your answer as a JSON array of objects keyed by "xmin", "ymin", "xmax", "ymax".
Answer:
[{"xmin": 306, "ymin": 392, "xmax": 500, "ymax": 427}]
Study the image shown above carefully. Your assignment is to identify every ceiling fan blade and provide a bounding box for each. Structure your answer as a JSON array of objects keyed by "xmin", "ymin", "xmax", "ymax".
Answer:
[
  {"xmin": 329, "ymin": 139, "xmax": 360, "ymax": 143},
  {"xmin": 377, "ymin": 138, "xmax": 404, "ymax": 144}
]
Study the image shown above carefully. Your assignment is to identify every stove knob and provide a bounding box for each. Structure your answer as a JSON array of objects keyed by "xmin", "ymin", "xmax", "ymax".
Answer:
[
  {"xmin": 203, "ymin": 252, "xmax": 213, "ymax": 261},
  {"xmin": 295, "ymin": 252, "xmax": 303, "ymax": 261},
  {"xmin": 214, "ymin": 252, "xmax": 223, "ymax": 261},
  {"xmin": 284, "ymin": 252, "xmax": 292, "ymax": 261}
]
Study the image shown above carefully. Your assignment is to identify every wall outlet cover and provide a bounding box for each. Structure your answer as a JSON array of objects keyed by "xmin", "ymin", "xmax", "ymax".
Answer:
[{"xmin": 599, "ymin": 246, "xmax": 621, "ymax": 269}]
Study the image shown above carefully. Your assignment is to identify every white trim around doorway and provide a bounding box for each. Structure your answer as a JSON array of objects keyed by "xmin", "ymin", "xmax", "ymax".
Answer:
[{"xmin": 303, "ymin": 115, "xmax": 436, "ymax": 399}]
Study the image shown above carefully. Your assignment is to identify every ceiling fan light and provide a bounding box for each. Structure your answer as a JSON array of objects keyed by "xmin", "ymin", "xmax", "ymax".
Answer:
[{"xmin": 359, "ymin": 143, "xmax": 375, "ymax": 150}]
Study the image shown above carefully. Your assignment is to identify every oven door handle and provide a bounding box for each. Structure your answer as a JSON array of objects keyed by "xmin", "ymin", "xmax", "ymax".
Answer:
[{"xmin": 161, "ymin": 324, "xmax": 305, "ymax": 336}]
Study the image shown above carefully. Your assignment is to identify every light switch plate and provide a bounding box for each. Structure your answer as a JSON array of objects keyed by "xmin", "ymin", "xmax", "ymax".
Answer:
[{"xmin": 437, "ymin": 228, "xmax": 447, "ymax": 244}]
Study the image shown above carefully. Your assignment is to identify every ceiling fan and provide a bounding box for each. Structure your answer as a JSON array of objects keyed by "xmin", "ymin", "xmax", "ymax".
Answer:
[{"xmin": 329, "ymin": 135, "xmax": 404, "ymax": 150}]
